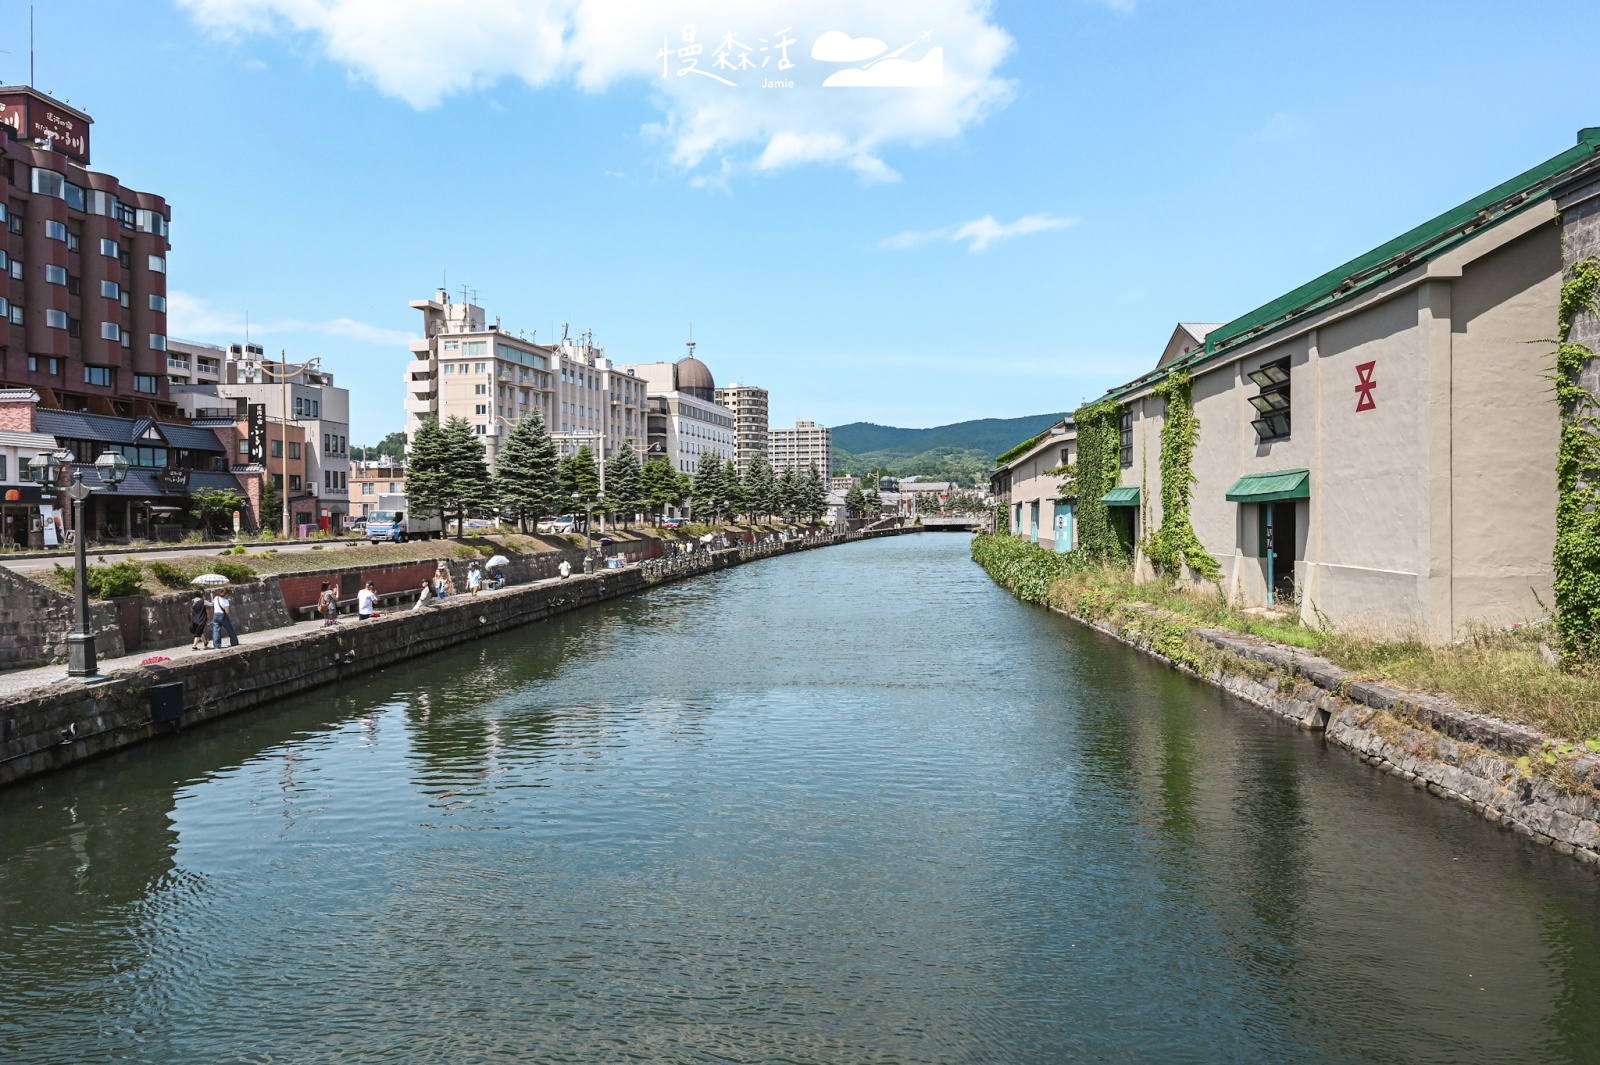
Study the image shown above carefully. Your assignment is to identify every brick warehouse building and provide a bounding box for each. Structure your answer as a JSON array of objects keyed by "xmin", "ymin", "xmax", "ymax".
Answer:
[{"xmin": 0, "ymin": 87, "xmax": 173, "ymax": 418}]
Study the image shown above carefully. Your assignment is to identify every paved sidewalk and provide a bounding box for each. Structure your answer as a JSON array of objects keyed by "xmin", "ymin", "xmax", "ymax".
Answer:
[{"xmin": 0, "ymin": 579, "xmax": 552, "ymax": 699}]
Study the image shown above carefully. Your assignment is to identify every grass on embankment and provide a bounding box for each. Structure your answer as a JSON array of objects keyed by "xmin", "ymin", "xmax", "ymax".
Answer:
[{"xmin": 971, "ymin": 533, "xmax": 1600, "ymax": 743}]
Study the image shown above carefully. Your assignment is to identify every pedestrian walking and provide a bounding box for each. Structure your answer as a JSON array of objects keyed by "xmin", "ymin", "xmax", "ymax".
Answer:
[
  {"xmin": 467, "ymin": 561, "xmax": 482, "ymax": 597},
  {"xmin": 212, "ymin": 586, "xmax": 239, "ymax": 649},
  {"xmin": 319, "ymin": 581, "xmax": 340, "ymax": 626},
  {"xmin": 188, "ymin": 590, "xmax": 209, "ymax": 650},
  {"xmin": 434, "ymin": 560, "xmax": 454, "ymax": 599},
  {"xmin": 412, "ymin": 579, "xmax": 433, "ymax": 611},
  {"xmin": 358, "ymin": 581, "xmax": 379, "ymax": 619}
]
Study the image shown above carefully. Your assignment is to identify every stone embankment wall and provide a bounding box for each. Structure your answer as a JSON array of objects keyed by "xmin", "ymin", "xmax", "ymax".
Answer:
[
  {"xmin": 0, "ymin": 530, "xmax": 893, "ymax": 788},
  {"xmin": 1063, "ymin": 608, "xmax": 1600, "ymax": 868},
  {"xmin": 0, "ymin": 566, "xmax": 125, "ymax": 666}
]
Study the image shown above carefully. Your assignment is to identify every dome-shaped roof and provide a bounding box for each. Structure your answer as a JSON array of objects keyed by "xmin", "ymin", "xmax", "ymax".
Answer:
[{"xmin": 676, "ymin": 357, "xmax": 716, "ymax": 400}]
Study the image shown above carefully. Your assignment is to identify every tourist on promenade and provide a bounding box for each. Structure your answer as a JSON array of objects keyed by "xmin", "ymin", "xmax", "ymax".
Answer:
[
  {"xmin": 434, "ymin": 561, "xmax": 454, "ymax": 599},
  {"xmin": 212, "ymin": 586, "xmax": 239, "ymax": 649},
  {"xmin": 558, "ymin": 558, "xmax": 571, "ymax": 580},
  {"xmin": 189, "ymin": 591, "xmax": 209, "ymax": 650},
  {"xmin": 467, "ymin": 561, "xmax": 482, "ymax": 597},
  {"xmin": 413, "ymin": 579, "xmax": 433, "ymax": 611},
  {"xmin": 319, "ymin": 581, "xmax": 340, "ymax": 626},
  {"xmin": 358, "ymin": 581, "xmax": 379, "ymax": 619}
]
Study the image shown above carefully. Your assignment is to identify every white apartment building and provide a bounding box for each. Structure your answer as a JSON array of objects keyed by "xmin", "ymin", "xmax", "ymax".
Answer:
[
  {"xmin": 169, "ymin": 345, "xmax": 353, "ymax": 531},
  {"xmin": 620, "ymin": 351, "xmax": 735, "ymax": 475},
  {"xmin": 550, "ymin": 331, "xmax": 648, "ymax": 462},
  {"xmin": 164, "ymin": 338, "xmax": 226, "ymax": 386},
  {"xmin": 714, "ymin": 382, "xmax": 769, "ymax": 477},
  {"xmin": 406, "ymin": 292, "xmax": 556, "ymax": 470},
  {"xmin": 770, "ymin": 420, "xmax": 831, "ymax": 478}
]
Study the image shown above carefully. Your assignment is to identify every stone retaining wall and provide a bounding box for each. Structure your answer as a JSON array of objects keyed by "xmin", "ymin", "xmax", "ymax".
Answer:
[
  {"xmin": 0, "ymin": 528, "xmax": 890, "ymax": 788},
  {"xmin": 1061, "ymin": 608, "xmax": 1600, "ymax": 869},
  {"xmin": 0, "ymin": 565, "xmax": 124, "ymax": 667}
]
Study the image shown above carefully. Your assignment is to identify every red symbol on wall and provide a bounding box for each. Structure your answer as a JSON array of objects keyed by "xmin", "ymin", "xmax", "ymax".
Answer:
[{"xmin": 1355, "ymin": 361, "xmax": 1377, "ymax": 411}]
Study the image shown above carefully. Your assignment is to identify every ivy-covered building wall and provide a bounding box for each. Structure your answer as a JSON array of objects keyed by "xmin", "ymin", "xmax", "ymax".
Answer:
[{"xmin": 1072, "ymin": 129, "xmax": 1600, "ymax": 639}]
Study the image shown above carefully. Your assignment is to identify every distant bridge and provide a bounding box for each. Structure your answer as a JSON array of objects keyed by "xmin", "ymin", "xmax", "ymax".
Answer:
[{"xmin": 917, "ymin": 514, "xmax": 987, "ymax": 531}]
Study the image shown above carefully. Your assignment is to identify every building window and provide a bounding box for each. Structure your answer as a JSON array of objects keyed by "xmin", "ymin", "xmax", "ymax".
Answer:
[
  {"xmin": 288, "ymin": 442, "xmax": 300, "ymax": 459},
  {"xmin": 100, "ymin": 280, "xmax": 119, "ymax": 299},
  {"xmin": 105, "ymin": 444, "xmax": 166, "ymax": 467},
  {"xmin": 8, "ymin": 305, "xmax": 20, "ymax": 325},
  {"xmin": 442, "ymin": 363, "xmax": 455, "ymax": 374},
  {"xmin": 271, "ymin": 440, "xmax": 283, "ymax": 458},
  {"xmin": 45, "ymin": 265, "xmax": 67, "ymax": 285},
  {"xmin": 84, "ymin": 366, "xmax": 113, "ymax": 387},
  {"xmin": 133, "ymin": 374, "xmax": 158, "ymax": 394},
  {"xmin": 46, "ymin": 309, "xmax": 68, "ymax": 330},
  {"xmin": 148, "ymin": 255, "xmax": 167, "ymax": 274},
  {"xmin": 7, "ymin": 260, "xmax": 18, "ymax": 280},
  {"xmin": 149, "ymin": 334, "xmax": 167, "ymax": 351},
  {"xmin": 1118, "ymin": 410, "xmax": 1133, "ymax": 469},
  {"xmin": 289, "ymin": 475, "xmax": 301, "ymax": 491},
  {"xmin": 361, "ymin": 482, "xmax": 374, "ymax": 495},
  {"xmin": 149, "ymin": 294, "xmax": 166, "ymax": 312},
  {"xmin": 238, "ymin": 439, "xmax": 250, "ymax": 455},
  {"xmin": 101, "ymin": 322, "xmax": 120, "ymax": 341},
  {"xmin": 474, "ymin": 384, "xmax": 487, "ymax": 395},
  {"xmin": 6, "ymin": 213, "xmax": 19, "ymax": 234},
  {"xmin": 1247, "ymin": 358, "xmax": 1292, "ymax": 441},
  {"xmin": 45, "ymin": 220, "xmax": 67, "ymax": 241},
  {"xmin": 476, "ymin": 424, "xmax": 486, "ymax": 435},
  {"xmin": 465, "ymin": 342, "xmax": 487, "ymax": 357},
  {"xmin": 27, "ymin": 356, "xmax": 59, "ymax": 375},
  {"xmin": 100, "ymin": 238, "xmax": 118, "ymax": 257},
  {"xmin": 474, "ymin": 404, "xmax": 487, "ymax": 415},
  {"xmin": 443, "ymin": 340, "xmax": 458, "ymax": 351}
]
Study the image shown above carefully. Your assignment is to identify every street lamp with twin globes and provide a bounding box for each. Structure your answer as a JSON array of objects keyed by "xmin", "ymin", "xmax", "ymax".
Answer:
[{"xmin": 33, "ymin": 450, "xmax": 128, "ymax": 678}]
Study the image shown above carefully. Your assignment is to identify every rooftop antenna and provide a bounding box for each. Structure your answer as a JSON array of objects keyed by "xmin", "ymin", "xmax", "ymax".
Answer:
[{"xmin": 29, "ymin": 6, "xmax": 34, "ymax": 87}]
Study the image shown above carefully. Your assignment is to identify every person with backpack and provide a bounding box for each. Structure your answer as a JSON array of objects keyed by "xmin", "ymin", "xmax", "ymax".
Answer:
[{"xmin": 319, "ymin": 581, "xmax": 340, "ymax": 626}]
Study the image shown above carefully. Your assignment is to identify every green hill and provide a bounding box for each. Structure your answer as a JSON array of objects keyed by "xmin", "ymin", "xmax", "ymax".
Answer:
[
  {"xmin": 828, "ymin": 413, "xmax": 1068, "ymax": 488},
  {"xmin": 831, "ymin": 413, "xmax": 1068, "ymax": 458}
]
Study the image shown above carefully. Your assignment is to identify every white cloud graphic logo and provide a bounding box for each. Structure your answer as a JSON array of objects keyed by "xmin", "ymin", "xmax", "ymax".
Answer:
[
  {"xmin": 824, "ymin": 48, "xmax": 943, "ymax": 88},
  {"xmin": 810, "ymin": 31, "xmax": 888, "ymax": 63}
]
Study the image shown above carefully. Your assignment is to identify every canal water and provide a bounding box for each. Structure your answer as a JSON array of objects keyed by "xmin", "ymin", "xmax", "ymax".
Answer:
[{"xmin": 2, "ymin": 534, "xmax": 1598, "ymax": 1064}]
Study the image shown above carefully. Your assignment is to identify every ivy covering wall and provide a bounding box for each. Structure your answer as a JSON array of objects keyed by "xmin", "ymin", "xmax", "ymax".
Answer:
[
  {"xmin": 1146, "ymin": 371, "xmax": 1222, "ymax": 581},
  {"xmin": 1554, "ymin": 256, "xmax": 1600, "ymax": 661},
  {"xmin": 1072, "ymin": 399, "xmax": 1127, "ymax": 561}
]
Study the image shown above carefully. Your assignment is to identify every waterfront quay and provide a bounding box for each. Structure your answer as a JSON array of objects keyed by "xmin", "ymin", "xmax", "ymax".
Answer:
[
  {"xmin": 5, "ymin": 533, "xmax": 1599, "ymax": 1064},
  {"xmin": 0, "ymin": 529, "xmax": 890, "ymax": 789}
]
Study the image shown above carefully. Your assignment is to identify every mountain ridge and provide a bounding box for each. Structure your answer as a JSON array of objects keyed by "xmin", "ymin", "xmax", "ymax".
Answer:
[{"xmin": 830, "ymin": 413, "xmax": 1068, "ymax": 459}]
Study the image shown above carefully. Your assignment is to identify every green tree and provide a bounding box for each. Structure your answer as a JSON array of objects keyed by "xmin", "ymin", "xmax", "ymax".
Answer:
[
  {"xmin": 559, "ymin": 445, "xmax": 602, "ymax": 531},
  {"xmin": 494, "ymin": 408, "xmax": 560, "ymax": 532},
  {"xmin": 641, "ymin": 457, "xmax": 683, "ymax": 522},
  {"xmin": 352, "ymin": 431, "xmax": 407, "ymax": 462},
  {"xmin": 408, "ymin": 416, "xmax": 491, "ymax": 536},
  {"xmin": 803, "ymin": 464, "xmax": 828, "ymax": 522},
  {"xmin": 843, "ymin": 482, "xmax": 865, "ymax": 519},
  {"xmin": 723, "ymin": 459, "xmax": 747, "ymax": 523},
  {"xmin": 604, "ymin": 440, "xmax": 645, "ymax": 528},
  {"xmin": 258, "ymin": 476, "xmax": 282, "ymax": 535},
  {"xmin": 405, "ymin": 417, "xmax": 451, "ymax": 527},
  {"xmin": 776, "ymin": 466, "xmax": 801, "ymax": 523},
  {"xmin": 691, "ymin": 450, "xmax": 727, "ymax": 522},
  {"xmin": 862, "ymin": 484, "xmax": 882, "ymax": 521},
  {"xmin": 443, "ymin": 415, "xmax": 495, "ymax": 536},
  {"xmin": 189, "ymin": 487, "xmax": 245, "ymax": 539},
  {"xmin": 745, "ymin": 455, "xmax": 776, "ymax": 523}
]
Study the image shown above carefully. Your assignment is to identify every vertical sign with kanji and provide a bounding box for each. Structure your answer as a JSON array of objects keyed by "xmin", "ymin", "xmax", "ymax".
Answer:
[{"xmin": 248, "ymin": 403, "xmax": 268, "ymax": 463}]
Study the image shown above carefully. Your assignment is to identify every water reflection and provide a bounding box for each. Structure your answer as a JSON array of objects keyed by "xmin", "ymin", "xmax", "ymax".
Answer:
[{"xmin": 1, "ymin": 534, "xmax": 1598, "ymax": 1064}]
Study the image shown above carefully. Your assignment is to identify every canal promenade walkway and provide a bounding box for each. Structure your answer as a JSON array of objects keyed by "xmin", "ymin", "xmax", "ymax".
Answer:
[{"xmin": 0, "ymin": 528, "xmax": 906, "ymax": 789}]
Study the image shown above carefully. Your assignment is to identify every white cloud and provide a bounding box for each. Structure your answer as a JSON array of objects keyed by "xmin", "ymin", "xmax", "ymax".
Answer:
[
  {"xmin": 168, "ymin": 291, "xmax": 412, "ymax": 347},
  {"xmin": 1258, "ymin": 111, "xmax": 1301, "ymax": 140},
  {"xmin": 177, "ymin": 0, "xmax": 1015, "ymax": 182},
  {"xmin": 879, "ymin": 212, "xmax": 1076, "ymax": 252}
]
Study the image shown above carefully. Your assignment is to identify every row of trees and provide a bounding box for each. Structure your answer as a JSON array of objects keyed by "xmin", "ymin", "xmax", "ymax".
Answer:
[{"xmin": 404, "ymin": 411, "xmax": 831, "ymax": 533}]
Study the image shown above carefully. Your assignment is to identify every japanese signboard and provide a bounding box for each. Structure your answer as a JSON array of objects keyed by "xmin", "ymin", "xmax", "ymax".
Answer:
[
  {"xmin": 0, "ymin": 90, "xmax": 91, "ymax": 164},
  {"xmin": 248, "ymin": 404, "xmax": 268, "ymax": 464},
  {"xmin": 160, "ymin": 467, "xmax": 191, "ymax": 491}
]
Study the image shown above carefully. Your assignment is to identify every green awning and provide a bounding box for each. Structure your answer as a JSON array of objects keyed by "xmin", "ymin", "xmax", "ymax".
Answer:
[
  {"xmin": 1225, "ymin": 469, "xmax": 1310, "ymax": 503},
  {"xmin": 1101, "ymin": 486, "xmax": 1141, "ymax": 507}
]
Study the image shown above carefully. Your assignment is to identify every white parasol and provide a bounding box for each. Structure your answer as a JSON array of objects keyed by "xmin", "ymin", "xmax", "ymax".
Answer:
[
  {"xmin": 191, "ymin": 573, "xmax": 230, "ymax": 586},
  {"xmin": 486, "ymin": 555, "xmax": 510, "ymax": 568}
]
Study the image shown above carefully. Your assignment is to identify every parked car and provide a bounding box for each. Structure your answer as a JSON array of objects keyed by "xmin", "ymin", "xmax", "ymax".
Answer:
[
  {"xmin": 538, "ymin": 517, "xmax": 577, "ymax": 534},
  {"xmin": 660, "ymin": 518, "xmax": 684, "ymax": 530}
]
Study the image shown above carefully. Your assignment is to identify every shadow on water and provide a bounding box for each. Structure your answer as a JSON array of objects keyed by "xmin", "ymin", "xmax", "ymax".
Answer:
[{"xmin": 2, "ymin": 534, "xmax": 1600, "ymax": 1064}]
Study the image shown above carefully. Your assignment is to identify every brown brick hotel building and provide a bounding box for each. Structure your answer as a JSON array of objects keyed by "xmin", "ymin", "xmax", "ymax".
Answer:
[{"xmin": 0, "ymin": 86, "xmax": 173, "ymax": 419}]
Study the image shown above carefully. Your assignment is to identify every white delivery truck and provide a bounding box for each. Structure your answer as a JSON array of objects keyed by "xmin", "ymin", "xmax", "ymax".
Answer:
[{"xmin": 366, "ymin": 494, "xmax": 443, "ymax": 543}]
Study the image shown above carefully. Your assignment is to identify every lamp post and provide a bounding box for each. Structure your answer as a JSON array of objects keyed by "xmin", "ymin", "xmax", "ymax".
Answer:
[
  {"xmin": 37, "ymin": 451, "xmax": 128, "ymax": 679},
  {"xmin": 258, "ymin": 352, "xmax": 323, "ymax": 539},
  {"xmin": 572, "ymin": 489, "xmax": 605, "ymax": 572}
]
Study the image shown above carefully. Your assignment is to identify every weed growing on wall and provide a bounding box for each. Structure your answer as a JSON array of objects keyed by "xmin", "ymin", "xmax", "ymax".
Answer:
[
  {"xmin": 1072, "ymin": 399, "xmax": 1126, "ymax": 562},
  {"xmin": 1146, "ymin": 371, "xmax": 1222, "ymax": 581},
  {"xmin": 1554, "ymin": 256, "xmax": 1600, "ymax": 662}
]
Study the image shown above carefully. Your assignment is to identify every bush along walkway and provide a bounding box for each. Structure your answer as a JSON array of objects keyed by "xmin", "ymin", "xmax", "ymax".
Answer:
[{"xmin": 971, "ymin": 534, "xmax": 1600, "ymax": 869}]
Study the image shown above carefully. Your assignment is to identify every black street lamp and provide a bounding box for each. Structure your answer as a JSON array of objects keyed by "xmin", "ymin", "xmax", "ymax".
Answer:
[
  {"xmin": 572, "ymin": 489, "xmax": 605, "ymax": 572},
  {"xmin": 36, "ymin": 451, "xmax": 129, "ymax": 679}
]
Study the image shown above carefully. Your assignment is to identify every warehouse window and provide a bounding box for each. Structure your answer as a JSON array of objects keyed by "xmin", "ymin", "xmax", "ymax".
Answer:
[
  {"xmin": 1119, "ymin": 410, "xmax": 1133, "ymax": 469},
  {"xmin": 1247, "ymin": 358, "xmax": 1292, "ymax": 441}
]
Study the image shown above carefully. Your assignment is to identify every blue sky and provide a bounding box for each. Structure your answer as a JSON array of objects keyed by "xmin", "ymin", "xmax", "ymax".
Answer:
[{"xmin": 19, "ymin": 0, "xmax": 1596, "ymax": 444}]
